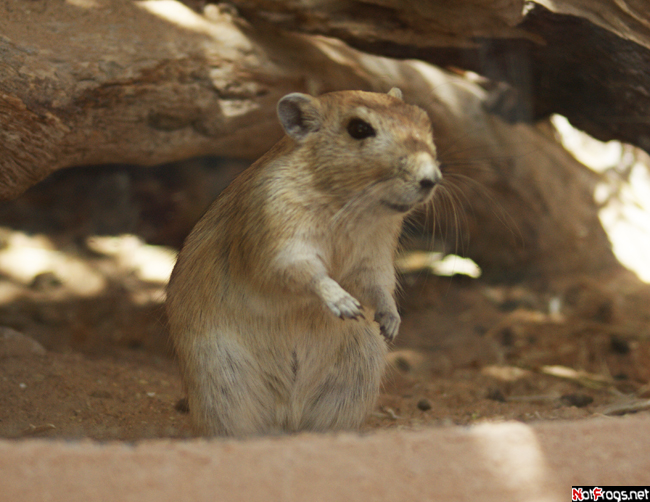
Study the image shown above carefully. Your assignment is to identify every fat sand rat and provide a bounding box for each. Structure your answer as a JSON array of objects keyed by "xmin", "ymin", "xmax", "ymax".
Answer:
[{"xmin": 166, "ymin": 88, "xmax": 441, "ymax": 436}]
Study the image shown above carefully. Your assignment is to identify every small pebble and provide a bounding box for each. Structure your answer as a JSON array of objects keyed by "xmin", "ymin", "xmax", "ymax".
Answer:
[
  {"xmin": 486, "ymin": 387, "xmax": 507, "ymax": 402},
  {"xmin": 0, "ymin": 327, "xmax": 47, "ymax": 358},
  {"xmin": 561, "ymin": 393, "xmax": 593, "ymax": 408},
  {"xmin": 610, "ymin": 335, "xmax": 630, "ymax": 355},
  {"xmin": 175, "ymin": 397, "xmax": 190, "ymax": 413},
  {"xmin": 416, "ymin": 398, "xmax": 432, "ymax": 411},
  {"xmin": 21, "ymin": 423, "xmax": 56, "ymax": 437},
  {"xmin": 29, "ymin": 272, "xmax": 62, "ymax": 291},
  {"xmin": 393, "ymin": 356, "xmax": 411, "ymax": 373},
  {"xmin": 381, "ymin": 407, "xmax": 401, "ymax": 420}
]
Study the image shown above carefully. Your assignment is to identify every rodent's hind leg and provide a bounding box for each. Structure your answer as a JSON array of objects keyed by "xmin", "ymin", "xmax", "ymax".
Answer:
[
  {"xmin": 297, "ymin": 324, "xmax": 387, "ymax": 431},
  {"xmin": 182, "ymin": 335, "xmax": 277, "ymax": 437}
]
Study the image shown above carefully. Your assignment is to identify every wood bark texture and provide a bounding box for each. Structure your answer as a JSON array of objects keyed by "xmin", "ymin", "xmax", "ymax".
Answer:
[
  {"xmin": 0, "ymin": 0, "xmax": 633, "ymax": 279},
  {"xmin": 229, "ymin": 0, "xmax": 650, "ymax": 152}
]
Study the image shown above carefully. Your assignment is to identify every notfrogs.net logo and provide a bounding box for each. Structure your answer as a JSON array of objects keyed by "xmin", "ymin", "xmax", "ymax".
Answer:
[{"xmin": 572, "ymin": 486, "xmax": 650, "ymax": 502}]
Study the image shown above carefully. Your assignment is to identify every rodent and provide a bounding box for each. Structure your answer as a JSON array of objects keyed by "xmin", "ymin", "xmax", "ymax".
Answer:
[{"xmin": 166, "ymin": 88, "xmax": 441, "ymax": 436}]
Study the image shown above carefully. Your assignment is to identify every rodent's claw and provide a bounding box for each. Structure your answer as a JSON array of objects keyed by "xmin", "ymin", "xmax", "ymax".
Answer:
[
  {"xmin": 326, "ymin": 291, "xmax": 364, "ymax": 320},
  {"xmin": 375, "ymin": 310, "xmax": 400, "ymax": 342},
  {"xmin": 342, "ymin": 310, "xmax": 366, "ymax": 321}
]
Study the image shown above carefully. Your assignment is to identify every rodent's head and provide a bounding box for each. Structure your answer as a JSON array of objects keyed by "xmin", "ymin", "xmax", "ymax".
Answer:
[{"xmin": 277, "ymin": 88, "xmax": 441, "ymax": 216}]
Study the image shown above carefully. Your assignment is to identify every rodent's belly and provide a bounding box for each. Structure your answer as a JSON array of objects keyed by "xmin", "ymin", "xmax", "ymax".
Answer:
[
  {"xmin": 223, "ymin": 287, "xmax": 375, "ymax": 341},
  {"xmin": 240, "ymin": 287, "xmax": 316, "ymax": 316}
]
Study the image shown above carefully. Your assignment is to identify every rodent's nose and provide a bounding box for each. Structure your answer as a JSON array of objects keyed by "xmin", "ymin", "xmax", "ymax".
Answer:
[
  {"xmin": 419, "ymin": 177, "xmax": 436, "ymax": 190},
  {"xmin": 413, "ymin": 151, "xmax": 441, "ymax": 191}
]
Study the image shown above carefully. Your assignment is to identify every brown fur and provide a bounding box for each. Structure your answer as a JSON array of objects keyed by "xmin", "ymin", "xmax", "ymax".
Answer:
[{"xmin": 166, "ymin": 89, "xmax": 441, "ymax": 436}]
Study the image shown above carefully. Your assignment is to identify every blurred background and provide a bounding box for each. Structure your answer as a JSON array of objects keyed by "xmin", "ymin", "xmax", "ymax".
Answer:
[{"xmin": 1, "ymin": 0, "xmax": 650, "ymax": 439}]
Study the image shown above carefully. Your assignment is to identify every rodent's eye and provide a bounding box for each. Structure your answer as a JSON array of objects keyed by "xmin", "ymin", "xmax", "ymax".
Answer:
[{"xmin": 347, "ymin": 118, "xmax": 376, "ymax": 140}]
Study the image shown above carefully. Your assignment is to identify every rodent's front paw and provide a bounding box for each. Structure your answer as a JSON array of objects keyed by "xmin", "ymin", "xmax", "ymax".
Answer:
[
  {"xmin": 374, "ymin": 310, "xmax": 400, "ymax": 341},
  {"xmin": 317, "ymin": 277, "xmax": 364, "ymax": 320},
  {"xmin": 327, "ymin": 292, "xmax": 364, "ymax": 320}
]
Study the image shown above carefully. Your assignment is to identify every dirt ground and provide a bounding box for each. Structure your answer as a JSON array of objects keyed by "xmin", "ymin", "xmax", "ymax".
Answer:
[{"xmin": 1, "ymin": 161, "xmax": 650, "ymax": 441}]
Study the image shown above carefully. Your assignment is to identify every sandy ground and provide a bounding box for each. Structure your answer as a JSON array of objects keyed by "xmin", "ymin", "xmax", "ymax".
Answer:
[
  {"xmin": 1, "ymin": 161, "xmax": 650, "ymax": 499},
  {"xmin": 1, "ymin": 238, "xmax": 649, "ymax": 440}
]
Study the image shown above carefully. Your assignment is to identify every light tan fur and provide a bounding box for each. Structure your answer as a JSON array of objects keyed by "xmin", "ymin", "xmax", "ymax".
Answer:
[{"xmin": 166, "ymin": 89, "xmax": 441, "ymax": 436}]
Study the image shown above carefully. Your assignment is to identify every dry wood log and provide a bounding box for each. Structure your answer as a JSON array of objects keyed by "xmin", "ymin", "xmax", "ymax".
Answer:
[
  {"xmin": 229, "ymin": 0, "xmax": 650, "ymax": 153},
  {"xmin": 0, "ymin": 0, "xmax": 622, "ymax": 280},
  {"xmin": 217, "ymin": 0, "xmax": 529, "ymax": 47},
  {"xmin": 0, "ymin": 0, "xmax": 383, "ymax": 199}
]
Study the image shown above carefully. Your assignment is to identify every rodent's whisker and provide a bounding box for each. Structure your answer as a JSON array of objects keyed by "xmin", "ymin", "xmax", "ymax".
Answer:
[
  {"xmin": 440, "ymin": 174, "xmax": 522, "ymax": 245},
  {"xmin": 435, "ymin": 184, "xmax": 469, "ymax": 257}
]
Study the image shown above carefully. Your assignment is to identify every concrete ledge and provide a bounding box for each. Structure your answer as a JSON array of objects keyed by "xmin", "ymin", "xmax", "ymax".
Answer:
[{"xmin": 2, "ymin": 415, "xmax": 649, "ymax": 502}]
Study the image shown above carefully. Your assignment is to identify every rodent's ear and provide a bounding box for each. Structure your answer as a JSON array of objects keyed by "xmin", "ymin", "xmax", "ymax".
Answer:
[
  {"xmin": 277, "ymin": 93, "xmax": 321, "ymax": 140},
  {"xmin": 387, "ymin": 87, "xmax": 403, "ymax": 100}
]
